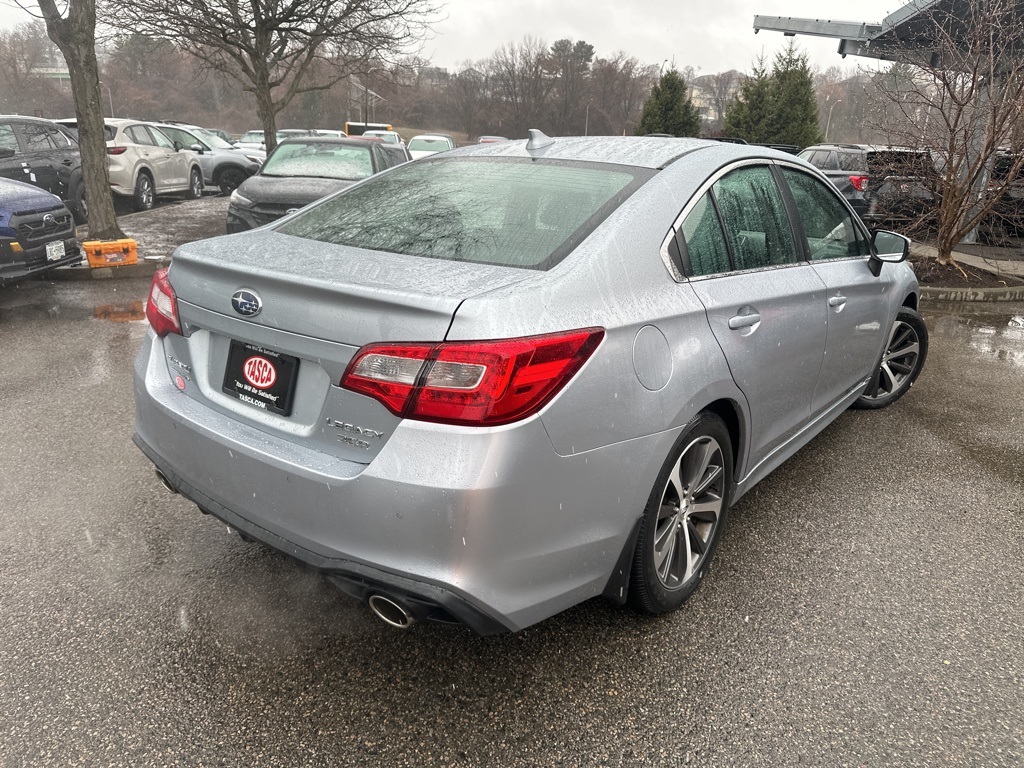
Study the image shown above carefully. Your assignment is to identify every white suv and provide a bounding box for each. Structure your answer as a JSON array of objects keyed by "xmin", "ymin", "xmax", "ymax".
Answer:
[{"xmin": 56, "ymin": 118, "xmax": 204, "ymax": 211}]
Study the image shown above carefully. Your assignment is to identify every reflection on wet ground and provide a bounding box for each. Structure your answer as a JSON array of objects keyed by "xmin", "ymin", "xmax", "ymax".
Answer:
[
  {"xmin": 92, "ymin": 300, "xmax": 145, "ymax": 322},
  {"xmin": 925, "ymin": 302, "xmax": 1024, "ymax": 368},
  {"xmin": 0, "ymin": 277, "xmax": 151, "ymax": 325}
]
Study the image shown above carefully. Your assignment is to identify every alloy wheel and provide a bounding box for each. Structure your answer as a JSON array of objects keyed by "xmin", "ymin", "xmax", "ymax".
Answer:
[
  {"xmin": 862, "ymin": 318, "xmax": 921, "ymax": 403},
  {"xmin": 652, "ymin": 435, "xmax": 726, "ymax": 589}
]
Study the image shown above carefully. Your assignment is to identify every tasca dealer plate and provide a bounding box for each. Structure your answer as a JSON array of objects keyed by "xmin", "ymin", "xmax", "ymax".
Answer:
[{"xmin": 221, "ymin": 340, "xmax": 298, "ymax": 416}]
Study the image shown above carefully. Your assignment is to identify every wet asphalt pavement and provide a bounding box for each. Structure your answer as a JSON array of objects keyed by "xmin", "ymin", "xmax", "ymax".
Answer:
[{"xmin": 1, "ymin": 265, "xmax": 1022, "ymax": 765}]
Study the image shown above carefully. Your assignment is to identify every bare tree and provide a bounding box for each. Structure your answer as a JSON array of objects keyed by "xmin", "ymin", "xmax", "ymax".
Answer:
[
  {"xmin": 489, "ymin": 37, "xmax": 553, "ymax": 137},
  {"xmin": 867, "ymin": 0, "xmax": 1024, "ymax": 265},
  {"xmin": 589, "ymin": 52, "xmax": 656, "ymax": 135},
  {"xmin": 446, "ymin": 62, "xmax": 488, "ymax": 139},
  {"xmin": 109, "ymin": 0, "xmax": 437, "ymax": 152},
  {"xmin": 706, "ymin": 69, "xmax": 740, "ymax": 130},
  {"xmin": 15, "ymin": 0, "xmax": 125, "ymax": 240}
]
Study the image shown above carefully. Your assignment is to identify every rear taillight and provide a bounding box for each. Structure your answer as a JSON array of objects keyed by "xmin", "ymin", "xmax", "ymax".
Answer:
[
  {"xmin": 145, "ymin": 268, "xmax": 181, "ymax": 337},
  {"xmin": 849, "ymin": 175, "xmax": 869, "ymax": 192},
  {"xmin": 106, "ymin": 146, "xmax": 128, "ymax": 155},
  {"xmin": 342, "ymin": 328, "xmax": 605, "ymax": 426}
]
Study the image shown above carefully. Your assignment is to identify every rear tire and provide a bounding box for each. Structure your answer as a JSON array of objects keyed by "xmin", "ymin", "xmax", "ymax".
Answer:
[
  {"xmin": 852, "ymin": 307, "xmax": 928, "ymax": 409},
  {"xmin": 629, "ymin": 412, "xmax": 733, "ymax": 614},
  {"xmin": 133, "ymin": 172, "xmax": 155, "ymax": 212}
]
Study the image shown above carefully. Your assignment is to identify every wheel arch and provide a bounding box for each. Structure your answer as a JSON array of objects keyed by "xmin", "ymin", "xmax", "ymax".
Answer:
[
  {"xmin": 902, "ymin": 291, "xmax": 919, "ymax": 310},
  {"xmin": 601, "ymin": 397, "xmax": 746, "ymax": 605},
  {"xmin": 212, "ymin": 162, "xmax": 246, "ymax": 184}
]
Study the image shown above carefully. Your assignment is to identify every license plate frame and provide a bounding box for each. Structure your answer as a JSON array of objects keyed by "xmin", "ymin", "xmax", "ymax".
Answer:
[
  {"xmin": 45, "ymin": 240, "xmax": 65, "ymax": 262},
  {"xmin": 221, "ymin": 340, "xmax": 299, "ymax": 416}
]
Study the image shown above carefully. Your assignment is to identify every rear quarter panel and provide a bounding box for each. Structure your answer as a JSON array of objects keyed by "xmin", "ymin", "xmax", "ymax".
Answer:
[{"xmin": 446, "ymin": 151, "xmax": 750, "ymax": 462}]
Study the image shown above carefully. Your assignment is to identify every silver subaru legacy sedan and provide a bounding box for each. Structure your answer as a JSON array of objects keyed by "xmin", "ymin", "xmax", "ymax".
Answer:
[{"xmin": 134, "ymin": 132, "xmax": 927, "ymax": 635}]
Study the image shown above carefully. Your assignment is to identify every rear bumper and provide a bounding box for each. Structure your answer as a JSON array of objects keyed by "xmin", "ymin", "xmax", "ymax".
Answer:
[
  {"xmin": 135, "ymin": 435, "xmax": 510, "ymax": 635},
  {"xmin": 133, "ymin": 330, "xmax": 663, "ymax": 632}
]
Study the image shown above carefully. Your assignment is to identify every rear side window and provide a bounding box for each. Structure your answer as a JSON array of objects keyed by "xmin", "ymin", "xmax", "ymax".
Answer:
[
  {"xmin": 20, "ymin": 124, "xmax": 57, "ymax": 152},
  {"xmin": 277, "ymin": 158, "xmax": 651, "ymax": 270},
  {"xmin": 126, "ymin": 126, "xmax": 155, "ymax": 146},
  {"xmin": 710, "ymin": 166, "xmax": 796, "ymax": 271},
  {"xmin": 0, "ymin": 124, "xmax": 20, "ymax": 152},
  {"xmin": 680, "ymin": 193, "xmax": 731, "ymax": 277},
  {"xmin": 837, "ymin": 150, "xmax": 866, "ymax": 172}
]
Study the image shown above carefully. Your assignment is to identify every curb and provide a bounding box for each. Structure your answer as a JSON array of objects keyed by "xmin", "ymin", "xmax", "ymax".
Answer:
[{"xmin": 921, "ymin": 285, "xmax": 1024, "ymax": 302}]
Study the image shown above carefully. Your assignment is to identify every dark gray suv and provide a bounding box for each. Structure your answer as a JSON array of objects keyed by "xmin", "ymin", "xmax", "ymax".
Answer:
[{"xmin": 798, "ymin": 143, "xmax": 870, "ymax": 219}]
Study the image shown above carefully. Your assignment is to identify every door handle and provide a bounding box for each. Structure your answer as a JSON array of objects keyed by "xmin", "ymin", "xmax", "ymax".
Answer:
[
  {"xmin": 62, "ymin": 158, "xmax": 73, "ymax": 166},
  {"xmin": 728, "ymin": 312, "xmax": 761, "ymax": 330},
  {"xmin": 828, "ymin": 295, "xmax": 847, "ymax": 308}
]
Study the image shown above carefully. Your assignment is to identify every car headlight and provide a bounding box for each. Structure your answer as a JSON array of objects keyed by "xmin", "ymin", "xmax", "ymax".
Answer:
[
  {"xmin": 244, "ymin": 155, "xmax": 263, "ymax": 166},
  {"xmin": 230, "ymin": 190, "xmax": 254, "ymax": 208}
]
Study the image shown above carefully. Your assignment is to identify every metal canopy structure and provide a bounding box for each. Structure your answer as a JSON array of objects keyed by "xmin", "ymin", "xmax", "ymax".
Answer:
[{"xmin": 754, "ymin": 0, "xmax": 1024, "ymax": 69}]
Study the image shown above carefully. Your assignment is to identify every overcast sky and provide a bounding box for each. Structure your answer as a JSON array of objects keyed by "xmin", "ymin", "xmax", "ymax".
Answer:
[{"xmin": 1, "ymin": 0, "xmax": 905, "ymax": 76}]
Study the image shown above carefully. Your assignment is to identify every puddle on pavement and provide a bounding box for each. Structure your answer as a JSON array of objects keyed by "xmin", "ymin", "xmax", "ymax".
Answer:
[
  {"xmin": 926, "ymin": 305, "xmax": 1024, "ymax": 367},
  {"xmin": 93, "ymin": 300, "xmax": 146, "ymax": 322}
]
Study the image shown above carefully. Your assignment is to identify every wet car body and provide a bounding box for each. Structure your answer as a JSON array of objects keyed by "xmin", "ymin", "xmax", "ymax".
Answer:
[
  {"xmin": 0, "ymin": 177, "xmax": 82, "ymax": 284},
  {"xmin": 135, "ymin": 135, "xmax": 923, "ymax": 634}
]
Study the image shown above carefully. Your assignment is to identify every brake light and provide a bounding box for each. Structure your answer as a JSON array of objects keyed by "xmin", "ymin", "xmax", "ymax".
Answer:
[
  {"xmin": 342, "ymin": 328, "xmax": 605, "ymax": 426},
  {"xmin": 145, "ymin": 268, "xmax": 181, "ymax": 337},
  {"xmin": 849, "ymin": 175, "xmax": 869, "ymax": 192},
  {"xmin": 107, "ymin": 146, "xmax": 128, "ymax": 155}
]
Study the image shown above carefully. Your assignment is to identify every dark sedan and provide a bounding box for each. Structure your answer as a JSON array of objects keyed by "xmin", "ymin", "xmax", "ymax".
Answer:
[{"xmin": 226, "ymin": 137, "xmax": 410, "ymax": 232}]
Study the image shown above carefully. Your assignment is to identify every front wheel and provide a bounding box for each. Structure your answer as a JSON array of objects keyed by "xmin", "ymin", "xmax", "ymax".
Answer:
[
  {"xmin": 217, "ymin": 166, "xmax": 247, "ymax": 195},
  {"xmin": 629, "ymin": 412, "xmax": 733, "ymax": 614},
  {"xmin": 186, "ymin": 167, "xmax": 203, "ymax": 199},
  {"xmin": 852, "ymin": 308, "xmax": 928, "ymax": 410},
  {"xmin": 70, "ymin": 180, "xmax": 88, "ymax": 224}
]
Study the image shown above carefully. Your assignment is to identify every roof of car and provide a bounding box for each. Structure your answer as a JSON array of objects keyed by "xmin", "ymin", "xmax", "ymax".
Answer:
[
  {"xmin": 447, "ymin": 135, "xmax": 794, "ymax": 170},
  {"xmin": 410, "ymin": 134, "xmax": 453, "ymax": 141},
  {"xmin": 0, "ymin": 114, "xmax": 66, "ymax": 124}
]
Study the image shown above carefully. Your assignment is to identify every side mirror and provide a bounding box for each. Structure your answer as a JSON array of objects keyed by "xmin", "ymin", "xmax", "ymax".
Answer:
[
  {"xmin": 173, "ymin": 140, "xmax": 184, "ymax": 152},
  {"xmin": 190, "ymin": 143, "xmax": 205, "ymax": 154},
  {"xmin": 868, "ymin": 230, "xmax": 910, "ymax": 276},
  {"xmin": 0, "ymin": 147, "xmax": 15, "ymax": 159}
]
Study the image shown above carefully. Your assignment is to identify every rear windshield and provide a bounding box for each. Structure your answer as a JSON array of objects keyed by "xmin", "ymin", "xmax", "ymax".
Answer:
[
  {"xmin": 276, "ymin": 157, "xmax": 651, "ymax": 270},
  {"xmin": 837, "ymin": 150, "xmax": 866, "ymax": 172},
  {"xmin": 262, "ymin": 142, "xmax": 374, "ymax": 180},
  {"xmin": 409, "ymin": 137, "xmax": 450, "ymax": 151}
]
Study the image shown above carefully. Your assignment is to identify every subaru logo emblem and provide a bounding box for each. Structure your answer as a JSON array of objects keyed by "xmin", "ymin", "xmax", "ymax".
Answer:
[
  {"xmin": 231, "ymin": 289, "xmax": 262, "ymax": 317},
  {"xmin": 43, "ymin": 213, "xmax": 56, "ymax": 226}
]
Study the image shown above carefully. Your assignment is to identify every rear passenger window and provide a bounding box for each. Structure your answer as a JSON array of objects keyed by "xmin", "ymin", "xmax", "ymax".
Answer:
[
  {"xmin": 816, "ymin": 151, "xmax": 840, "ymax": 171},
  {"xmin": 782, "ymin": 168, "xmax": 870, "ymax": 260},
  {"xmin": 711, "ymin": 166, "xmax": 797, "ymax": 271},
  {"xmin": 127, "ymin": 126, "xmax": 154, "ymax": 146},
  {"xmin": 21, "ymin": 124, "xmax": 57, "ymax": 152},
  {"xmin": 0, "ymin": 124, "xmax": 19, "ymax": 153},
  {"xmin": 680, "ymin": 193, "xmax": 730, "ymax": 277}
]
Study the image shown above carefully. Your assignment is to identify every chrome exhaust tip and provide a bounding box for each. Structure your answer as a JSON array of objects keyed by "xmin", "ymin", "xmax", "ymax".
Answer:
[
  {"xmin": 367, "ymin": 593, "xmax": 416, "ymax": 629},
  {"xmin": 154, "ymin": 469, "xmax": 178, "ymax": 495}
]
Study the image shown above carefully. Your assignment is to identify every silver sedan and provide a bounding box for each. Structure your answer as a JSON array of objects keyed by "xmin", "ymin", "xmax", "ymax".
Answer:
[{"xmin": 134, "ymin": 132, "xmax": 927, "ymax": 634}]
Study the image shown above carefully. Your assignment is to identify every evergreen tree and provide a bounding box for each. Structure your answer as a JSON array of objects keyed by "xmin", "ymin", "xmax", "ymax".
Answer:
[
  {"xmin": 637, "ymin": 69, "xmax": 701, "ymax": 137},
  {"xmin": 724, "ymin": 57, "xmax": 771, "ymax": 141},
  {"xmin": 769, "ymin": 42, "xmax": 821, "ymax": 147},
  {"xmin": 724, "ymin": 43, "xmax": 822, "ymax": 147}
]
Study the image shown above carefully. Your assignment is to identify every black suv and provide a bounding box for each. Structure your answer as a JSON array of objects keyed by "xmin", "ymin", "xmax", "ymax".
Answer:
[
  {"xmin": 797, "ymin": 143, "xmax": 870, "ymax": 218},
  {"xmin": 0, "ymin": 116, "xmax": 87, "ymax": 224}
]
